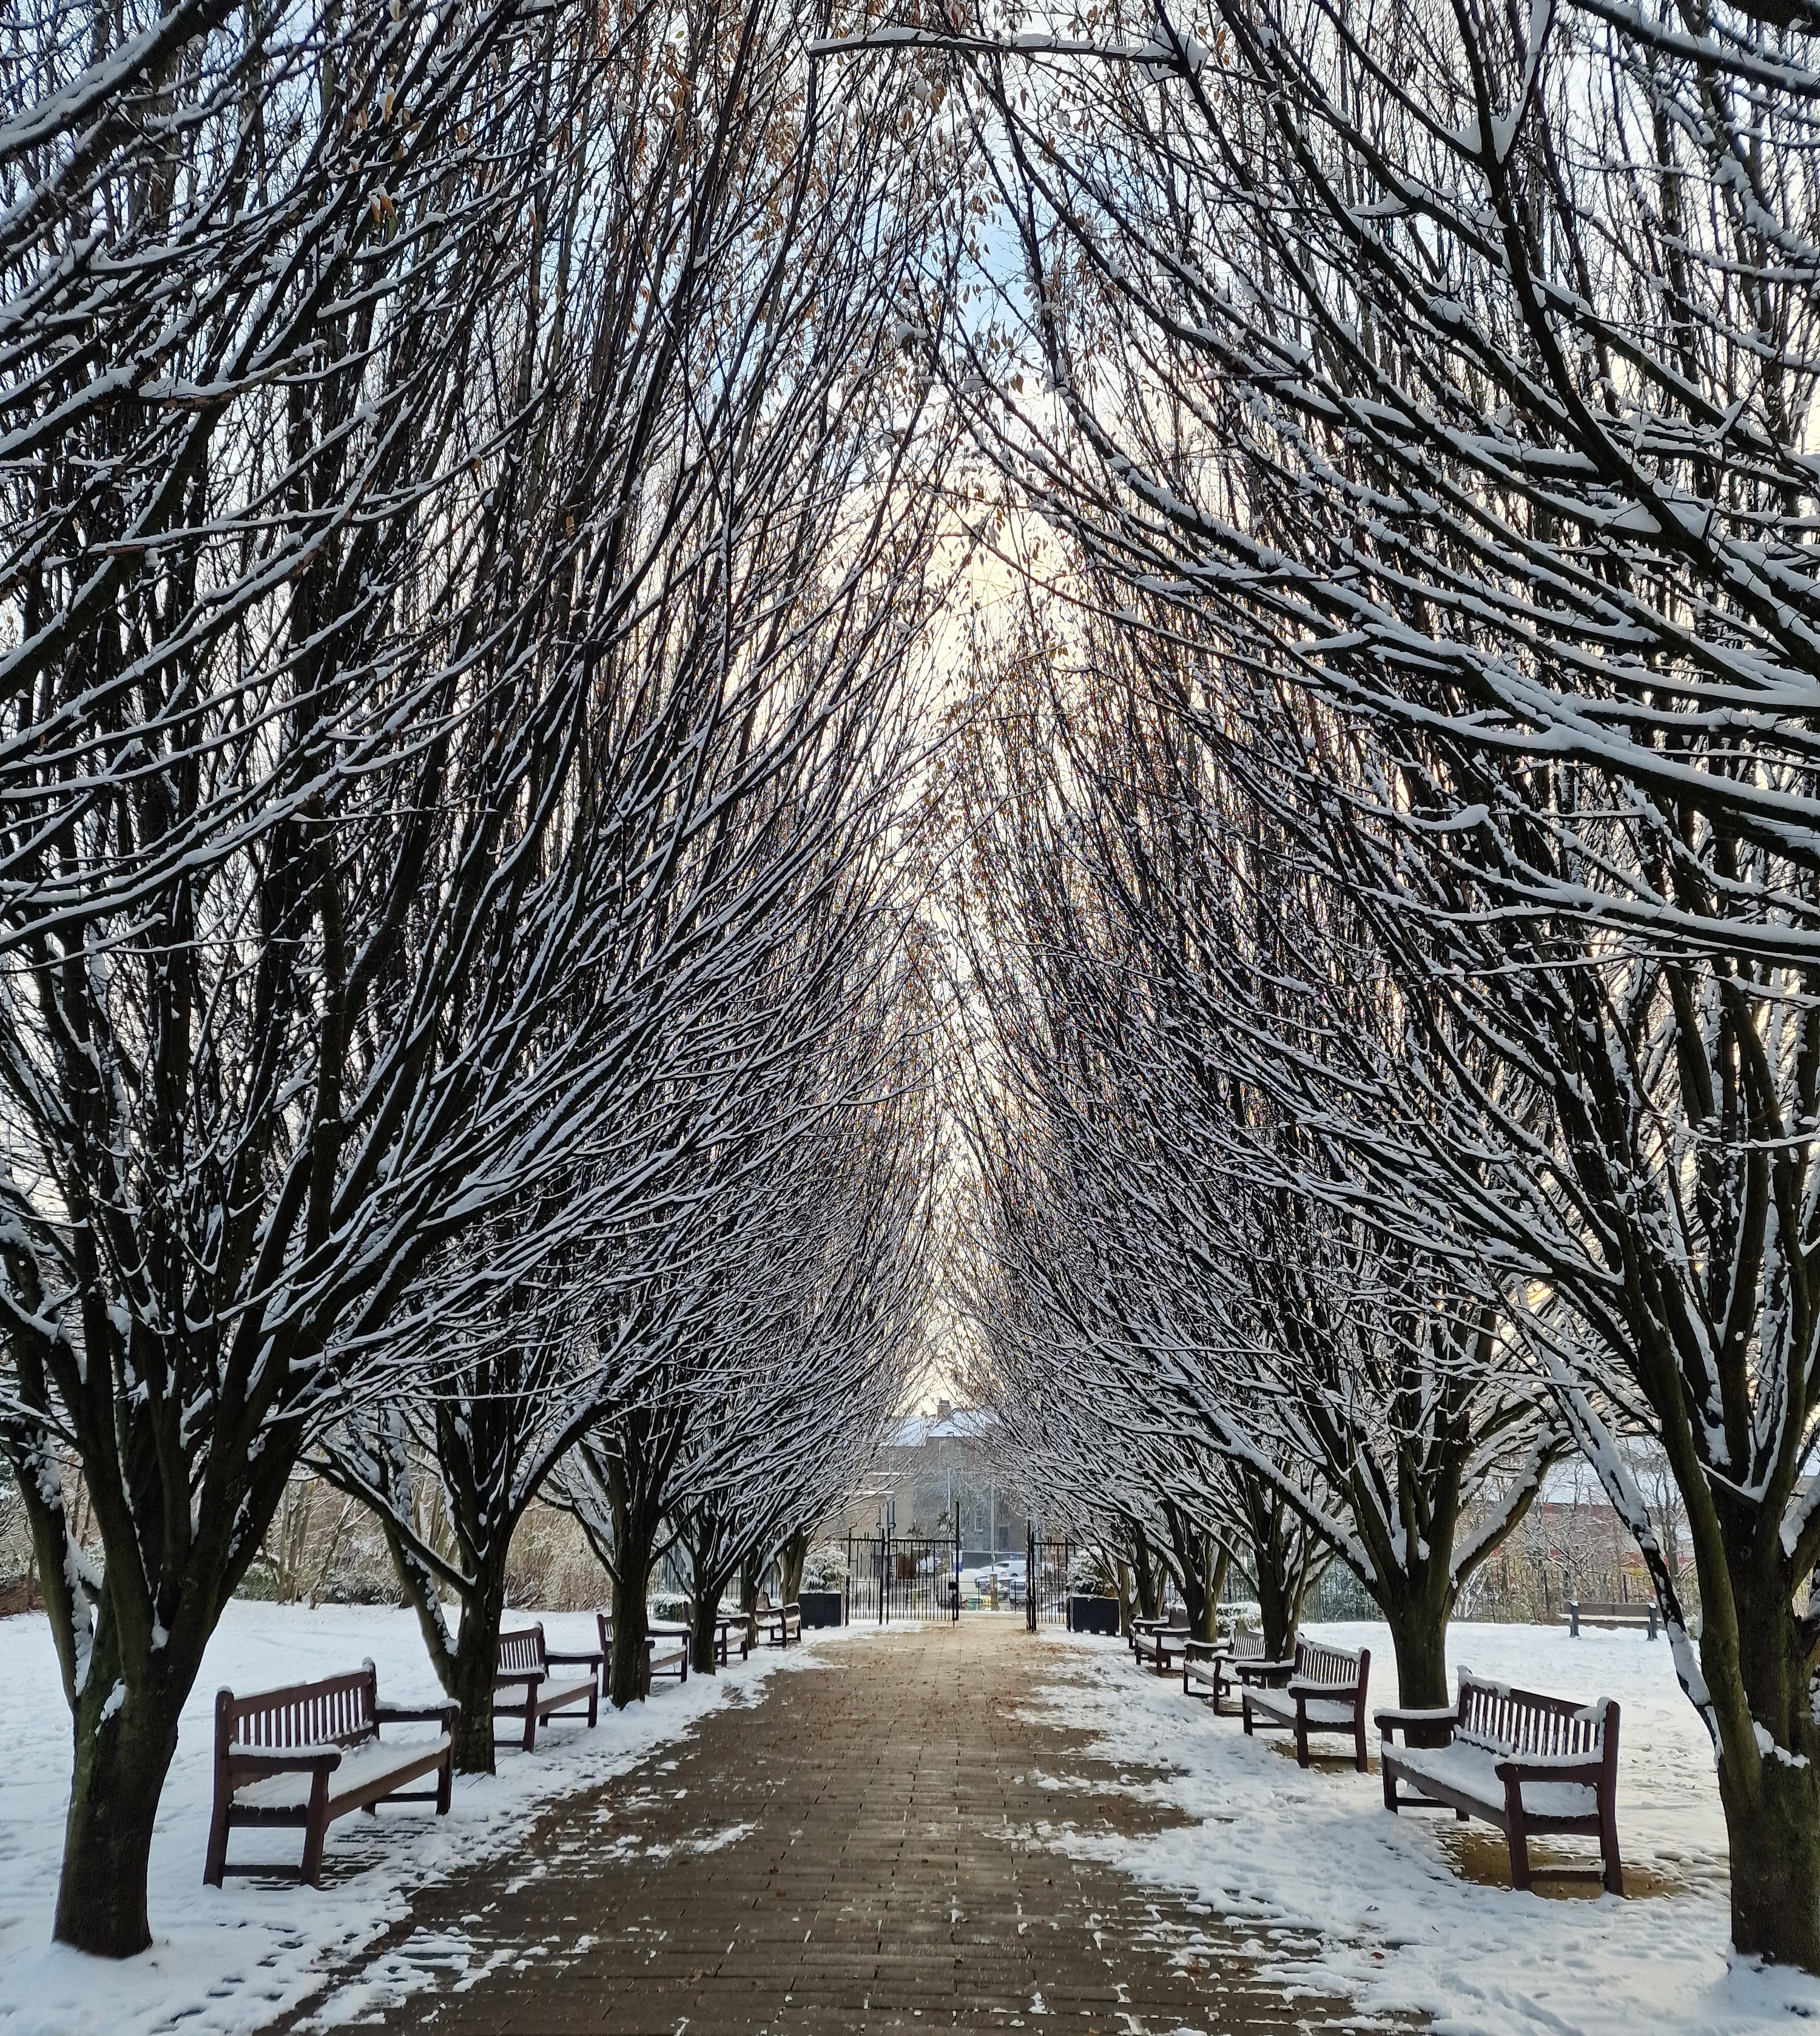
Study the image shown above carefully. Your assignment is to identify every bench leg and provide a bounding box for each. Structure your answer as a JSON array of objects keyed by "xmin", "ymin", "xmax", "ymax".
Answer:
[
  {"xmin": 436, "ymin": 1751, "xmax": 453, "ymax": 1816},
  {"xmin": 1600, "ymin": 1798, "xmax": 1624, "ymax": 1896},
  {"xmin": 1381, "ymin": 1750, "xmax": 1398, "ymax": 1812},
  {"xmin": 1354, "ymin": 1717, "xmax": 1367, "ymax": 1773},
  {"xmin": 1242, "ymin": 1695, "xmax": 1254, "ymax": 1736},
  {"xmin": 1504, "ymin": 1776, "xmax": 1532, "ymax": 1891},
  {"xmin": 522, "ymin": 1699, "xmax": 538, "ymax": 1753},
  {"xmin": 204, "ymin": 1795, "xmax": 231, "ymax": 1887},
  {"xmin": 301, "ymin": 1773, "xmax": 331, "ymax": 1887},
  {"xmin": 588, "ymin": 1682, "xmax": 599, "ymax": 1727},
  {"xmin": 1294, "ymin": 1702, "xmax": 1310, "ymax": 1768}
]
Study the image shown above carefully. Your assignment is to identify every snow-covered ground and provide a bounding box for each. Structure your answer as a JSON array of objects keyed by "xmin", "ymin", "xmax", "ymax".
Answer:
[
  {"xmin": 1028, "ymin": 1618, "xmax": 1815, "ymax": 2036},
  {"xmin": 0, "ymin": 1605, "xmax": 862, "ymax": 2036}
]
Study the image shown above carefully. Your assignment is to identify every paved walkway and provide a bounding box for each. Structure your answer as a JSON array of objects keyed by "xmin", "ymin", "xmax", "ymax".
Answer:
[{"xmin": 303, "ymin": 1622, "xmax": 1401, "ymax": 2034}]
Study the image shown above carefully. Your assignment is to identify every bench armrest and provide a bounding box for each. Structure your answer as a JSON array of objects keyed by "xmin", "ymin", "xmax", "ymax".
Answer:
[
  {"xmin": 1375, "ymin": 1705, "xmax": 1457, "ymax": 1736},
  {"xmin": 493, "ymin": 1670, "xmax": 545, "ymax": 1689},
  {"xmin": 1287, "ymin": 1676, "xmax": 1361, "ymax": 1697},
  {"xmin": 1235, "ymin": 1656, "xmax": 1296, "ymax": 1677},
  {"xmin": 226, "ymin": 1745, "xmax": 343, "ymax": 1776},
  {"xmin": 375, "ymin": 1700, "xmax": 459, "ymax": 1727},
  {"xmin": 1184, "ymin": 1639, "xmax": 1226, "ymax": 1659},
  {"xmin": 544, "ymin": 1650, "xmax": 606, "ymax": 1670}
]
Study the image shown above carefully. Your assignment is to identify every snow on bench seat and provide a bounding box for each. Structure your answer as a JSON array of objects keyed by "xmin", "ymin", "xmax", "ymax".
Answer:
[
  {"xmin": 1377, "ymin": 1670, "xmax": 1623, "ymax": 1895},
  {"xmin": 231, "ymin": 1734, "xmax": 452, "ymax": 1816},
  {"xmin": 1385, "ymin": 1738, "xmax": 1599, "ymax": 1821}
]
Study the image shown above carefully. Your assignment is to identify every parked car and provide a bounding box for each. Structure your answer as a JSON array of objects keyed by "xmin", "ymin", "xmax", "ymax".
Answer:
[{"xmin": 972, "ymin": 1560, "xmax": 1028, "ymax": 1596}]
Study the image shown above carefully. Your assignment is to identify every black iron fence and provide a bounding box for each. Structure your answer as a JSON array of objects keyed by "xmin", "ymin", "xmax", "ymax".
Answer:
[
  {"xmin": 1026, "ymin": 1529, "xmax": 1073, "ymax": 1628},
  {"xmin": 844, "ymin": 1528, "xmax": 962, "ymax": 1623}
]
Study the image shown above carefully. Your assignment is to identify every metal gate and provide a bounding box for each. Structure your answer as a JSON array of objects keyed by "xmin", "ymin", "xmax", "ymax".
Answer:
[
  {"xmin": 1026, "ymin": 1529, "xmax": 1074, "ymax": 1628},
  {"xmin": 845, "ymin": 1527, "xmax": 961, "ymax": 1623}
]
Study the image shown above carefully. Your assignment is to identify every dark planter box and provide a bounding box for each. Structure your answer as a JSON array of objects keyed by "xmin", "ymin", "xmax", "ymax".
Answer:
[
  {"xmin": 1068, "ymin": 1593, "xmax": 1119, "ymax": 1636},
  {"xmin": 799, "ymin": 1589, "xmax": 844, "ymax": 1628}
]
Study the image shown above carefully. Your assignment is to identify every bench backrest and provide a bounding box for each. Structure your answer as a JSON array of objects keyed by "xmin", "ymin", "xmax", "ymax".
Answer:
[
  {"xmin": 496, "ymin": 1625, "xmax": 548, "ymax": 1677},
  {"xmin": 1228, "ymin": 1629, "xmax": 1267, "ymax": 1660},
  {"xmin": 1457, "ymin": 1672, "xmax": 1613, "ymax": 1760},
  {"xmin": 1571, "ymin": 1601, "xmax": 1649, "ymax": 1619},
  {"xmin": 594, "ymin": 1611, "xmax": 657, "ymax": 1660},
  {"xmin": 215, "ymin": 1663, "xmax": 377, "ymax": 1765},
  {"xmin": 1292, "ymin": 1638, "xmax": 1364, "ymax": 1688}
]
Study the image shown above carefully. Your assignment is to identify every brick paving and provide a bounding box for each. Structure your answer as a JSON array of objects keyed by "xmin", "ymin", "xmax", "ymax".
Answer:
[{"xmin": 302, "ymin": 1621, "xmax": 1408, "ymax": 2034}]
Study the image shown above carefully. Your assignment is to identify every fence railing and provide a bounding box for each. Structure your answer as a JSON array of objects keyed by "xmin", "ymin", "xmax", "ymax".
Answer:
[
  {"xmin": 1026, "ymin": 1530, "xmax": 1073, "ymax": 1629},
  {"xmin": 844, "ymin": 1529, "xmax": 962, "ymax": 1623}
]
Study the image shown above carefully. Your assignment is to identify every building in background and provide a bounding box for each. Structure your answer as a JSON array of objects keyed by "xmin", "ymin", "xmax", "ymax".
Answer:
[{"xmin": 824, "ymin": 1401, "xmax": 1028, "ymax": 1563}]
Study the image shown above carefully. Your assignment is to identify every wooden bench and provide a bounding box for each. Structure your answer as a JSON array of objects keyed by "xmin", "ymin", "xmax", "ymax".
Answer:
[
  {"xmin": 1184, "ymin": 1630, "xmax": 1289, "ymax": 1713},
  {"xmin": 1568, "ymin": 1598, "xmax": 1658, "ymax": 1639},
  {"xmin": 1242, "ymin": 1639, "xmax": 1370, "ymax": 1768},
  {"xmin": 204, "ymin": 1662, "xmax": 456, "ymax": 1886},
  {"xmin": 1377, "ymin": 1672, "xmax": 1623, "ymax": 1894},
  {"xmin": 644, "ymin": 1617, "xmax": 692, "ymax": 1682},
  {"xmin": 495, "ymin": 1623, "xmax": 601, "ymax": 1749},
  {"xmin": 1128, "ymin": 1609, "xmax": 1182, "ymax": 1656},
  {"xmin": 1132, "ymin": 1610, "xmax": 1191, "ymax": 1674},
  {"xmin": 710, "ymin": 1611, "xmax": 751, "ymax": 1665},
  {"xmin": 751, "ymin": 1596, "xmax": 803, "ymax": 1648}
]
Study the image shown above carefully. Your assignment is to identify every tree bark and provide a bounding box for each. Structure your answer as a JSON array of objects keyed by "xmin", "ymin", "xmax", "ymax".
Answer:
[
  {"xmin": 779, "ymin": 1528, "xmax": 809, "ymax": 1604},
  {"xmin": 1379, "ymin": 1583, "xmax": 1453, "ymax": 1716},
  {"xmin": 54, "ymin": 1632, "xmax": 182, "ymax": 1956},
  {"xmin": 1704, "ymin": 1562, "xmax": 1820, "ymax": 1965},
  {"xmin": 1163, "ymin": 1505, "xmax": 1224, "ymax": 1643},
  {"xmin": 690, "ymin": 1589, "xmax": 721, "ymax": 1676},
  {"xmin": 1127, "ymin": 1523, "xmax": 1164, "ymax": 1622},
  {"xmin": 610, "ymin": 1505, "xmax": 659, "ymax": 1708},
  {"xmin": 448, "ymin": 1576, "xmax": 508, "ymax": 1774},
  {"xmin": 381, "ymin": 1506, "xmax": 508, "ymax": 1776},
  {"xmin": 1201, "ymin": 1542, "xmax": 1230, "ymax": 1645}
]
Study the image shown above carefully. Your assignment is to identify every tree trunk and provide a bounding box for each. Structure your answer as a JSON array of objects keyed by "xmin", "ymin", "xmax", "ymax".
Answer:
[
  {"xmin": 1163, "ymin": 1505, "xmax": 1224, "ymax": 1643},
  {"xmin": 383, "ymin": 1510, "xmax": 507, "ymax": 1776},
  {"xmin": 1705, "ymin": 1566, "xmax": 1820, "ymax": 1966},
  {"xmin": 1247, "ymin": 1501, "xmax": 1303, "ymax": 1661},
  {"xmin": 779, "ymin": 1528, "xmax": 809, "ymax": 1604},
  {"xmin": 690, "ymin": 1589, "xmax": 720, "ymax": 1676},
  {"xmin": 1128, "ymin": 1525, "xmax": 1163, "ymax": 1621},
  {"xmin": 1201, "ymin": 1542, "xmax": 1230, "ymax": 1645},
  {"xmin": 1379, "ymin": 1582, "xmax": 1453, "ymax": 1717},
  {"xmin": 610, "ymin": 1508, "xmax": 658, "ymax": 1708},
  {"xmin": 55, "ymin": 1630, "xmax": 183, "ymax": 1956},
  {"xmin": 448, "ymin": 1576, "xmax": 508, "ymax": 1774}
]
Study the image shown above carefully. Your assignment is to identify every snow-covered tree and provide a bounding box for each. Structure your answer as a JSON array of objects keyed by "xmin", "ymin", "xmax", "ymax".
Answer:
[
  {"xmin": 0, "ymin": 0, "xmax": 953, "ymax": 1953},
  {"xmin": 880, "ymin": 0, "xmax": 1820, "ymax": 1963}
]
